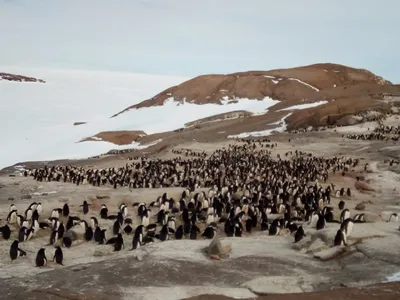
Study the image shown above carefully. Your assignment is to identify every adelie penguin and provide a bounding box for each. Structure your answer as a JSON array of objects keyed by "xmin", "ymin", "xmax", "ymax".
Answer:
[
  {"xmin": 338, "ymin": 201, "xmax": 345, "ymax": 210},
  {"xmin": 202, "ymin": 225, "xmax": 217, "ymax": 239},
  {"xmin": 0, "ymin": 224, "xmax": 11, "ymax": 240},
  {"xmin": 85, "ymin": 226, "xmax": 94, "ymax": 241},
  {"xmin": 9, "ymin": 240, "xmax": 27, "ymax": 262},
  {"xmin": 334, "ymin": 229, "xmax": 347, "ymax": 246},
  {"xmin": 316, "ymin": 213, "xmax": 326, "ymax": 230},
  {"xmin": 114, "ymin": 233, "xmax": 124, "ymax": 251},
  {"xmin": 175, "ymin": 225, "xmax": 184, "ymax": 240},
  {"xmin": 80, "ymin": 201, "xmax": 90, "ymax": 215},
  {"xmin": 100, "ymin": 204, "xmax": 108, "ymax": 219},
  {"xmin": 340, "ymin": 209, "xmax": 350, "ymax": 223},
  {"xmin": 62, "ymin": 203, "xmax": 70, "ymax": 217},
  {"xmin": 294, "ymin": 226, "xmax": 306, "ymax": 243},
  {"xmin": 36, "ymin": 248, "xmax": 47, "ymax": 267},
  {"xmin": 53, "ymin": 246, "xmax": 64, "ymax": 265}
]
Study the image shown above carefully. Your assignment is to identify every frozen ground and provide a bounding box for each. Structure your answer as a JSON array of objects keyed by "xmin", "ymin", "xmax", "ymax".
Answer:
[{"xmin": 1, "ymin": 130, "xmax": 400, "ymax": 299}]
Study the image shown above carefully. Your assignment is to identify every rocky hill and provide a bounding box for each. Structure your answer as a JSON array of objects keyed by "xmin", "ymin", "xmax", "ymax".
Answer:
[
  {"xmin": 0, "ymin": 72, "xmax": 45, "ymax": 83},
  {"xmin": 86, "ymin": 63, "xmax": 400, "ymax": 146}
]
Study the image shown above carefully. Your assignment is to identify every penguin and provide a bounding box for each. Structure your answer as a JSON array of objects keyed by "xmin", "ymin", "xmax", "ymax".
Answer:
[
  {"xmin": 294, "ymin": 226, "xmax": 306, "ymax": 243},
  {"xmin": 25, "ymin": 207, "xmax": 33, "ymax": 221},
  {"xmin": 9, "ymin": 240, "xmax": 27, "ymax": 262},
  {"xmin": 189, "ymin": 224, "xmax": 201, "ymax": 240},
  {"xmin": 245, "ymin": 218, "xmax": 253, "ymax": 233},
  {"xmin": 62, "ymin": 236, "xmax": 72, "ymax": 248},
  {"xmin": 119, "ymin": 204, "xmax": 128, "ymax": 218},
  {"xmin": 0, "ymin": 224, "xmax": 11, "ymax": 240},
  {"xmin": 131, "ymin": 234, "xmax": 141, "ymax": 250},
  {"xmin": 353, "ymin": 214, "xmax": 365, "ymax": 223},
  {"xmin": 141, "ymin": 209, "xmax": 150, "ymax": 227},
  {"xmin": 346, "ymin": 188, "xmax": 351, "ymax": 197},
  {"xmin": 81, "ymin": 201, "xmax": 90, "ymax": 215},
  {"xmin": 85, "ymin": 226, "xmax": 94, "ymax": 241},
  {"xmin": 49, "ymin": 230, "xmax": 58, "ymax": 245},
  {"xmin": 36, "ymin": 202, "xmax": 43, "ymax": 215},
  {"xmin": 62, "ymin": 203, "xmax": 70, "ymax": 217},
  {"xmin": 124, "ymin": 224, "xmax": 133, "ymax": 235},
  {"xmin": 158, "ymin": 224, "xmax": 169, "ymax": 241},
  {"xmin": 175, "ymin": 225, "xmax": 184, "ymax": 240},
  {"xmin": 100, "ymin": 204, "xmax": 108, "ymax": 219},
  {"xmin": 112, "ymin": 219, "xmax": 121, "ymax": 235},
  {"xmin": 51, "ymin": 208, "xmax": 62, "ymax": 219},
  {"xmin": 53, "ymin": 246, "xmax": 64, "ymax": 265},
  {"xmin": 167, "ymin": 216, "xmax": 176, "ymax": 232},
  {"xmin": 338, "ymin": 201, "xmax": 345, "ymax": 210},
  {"xmin": 18, "ymin": 227, "xmax": 27, "ymax": 242},
  {"xmin": 334, "ymin": 229, "xmax": 347, "ymax": 246},
  {"xmin": 9, "ymin": 204, "xmax": 17, "ymax": 213},
  {"xmin": 269, "ymin": 219, "xmax": 280, "ymax": 236},
  {"xmin": 341, "ymin": 218, "xmax": 354, "ymax": 236},
  {"xmin": 340, "ymin": 209, "xmax": 350, "ymax": 223},
  {"xmin": 114, "ymin": 233, "xmax": 124, "ymax": 251},
  {"xmin": 7, "ymin": 210, "xmax": 18, "ymax": 224},
  {"xmin": 36, "ymin": 248, "xmax": 47, "ymax": 267},
  {"xmin": 388, "ymin": 213, "xmax": 399, "ymax": 222},
  {"xmin": 316, "ymin": 213, "xmax": 326, "ymax": 230},
  {"xmin": 90, "ymin": 217, "xmax": 98, "ymax": 229},
  {"xmin": 201, "ymin": 225, "xmax": 216, "ymax": 239},
  {"xmin": 309, "ymin": 211, "xmax": 319, "ymax": 228}
]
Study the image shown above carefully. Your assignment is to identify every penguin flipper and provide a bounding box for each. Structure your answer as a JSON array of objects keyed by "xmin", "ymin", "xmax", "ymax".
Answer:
[{"xmin": 18, "ymin": 249, "xmax": 27, "ymax": 256}]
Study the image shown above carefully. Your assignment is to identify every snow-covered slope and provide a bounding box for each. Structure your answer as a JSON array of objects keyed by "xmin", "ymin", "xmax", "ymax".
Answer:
[{"xmin": 0, "ymin": 67, "xmax": 188, "ymax": 169}]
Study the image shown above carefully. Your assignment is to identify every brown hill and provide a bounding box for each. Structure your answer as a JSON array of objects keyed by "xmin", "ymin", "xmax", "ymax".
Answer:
[
  {"xmin": 0, "ymin": 72, "xmax": 45, "ymax": 83},
  {"xmin": 112, "ymin": 63, "xmax": 392, "ymax": 118}
]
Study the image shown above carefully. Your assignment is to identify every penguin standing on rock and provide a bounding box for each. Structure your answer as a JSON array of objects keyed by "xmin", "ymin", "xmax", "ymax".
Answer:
[{"xmin": 36, "ymin": 248, "xmax": 47, "ymax": 267}]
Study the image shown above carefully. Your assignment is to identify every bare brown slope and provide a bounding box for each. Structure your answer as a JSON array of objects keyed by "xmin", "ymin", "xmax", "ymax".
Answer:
[
  {"xmin": 111, "ymin": 63, "xmax": 391, "ymax": 117},
  {"xmin": 0, "ymin": 72, "xmax": 45, "ymax": 83}
]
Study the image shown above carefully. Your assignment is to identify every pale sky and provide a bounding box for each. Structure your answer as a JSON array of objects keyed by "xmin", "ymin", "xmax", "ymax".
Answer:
[{"xmin": 1, "ymin": 0, "xmax": 399, "ymax": 82}]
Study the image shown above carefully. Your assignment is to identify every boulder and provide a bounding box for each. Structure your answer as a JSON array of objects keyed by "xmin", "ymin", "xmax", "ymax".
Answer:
[
  {"xmin": 355, "ymin": 181, "xmax": 374, "ymax": 191},
  {"xmin": 355, "ymin": 203, "xmax": 366, "ymax": 211},
  {"xmin": 207, "ymin": 237, "xmax": 232, "ymax": 260}
]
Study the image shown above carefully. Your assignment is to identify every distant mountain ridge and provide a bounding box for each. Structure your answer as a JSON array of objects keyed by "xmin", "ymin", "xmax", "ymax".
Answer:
[{"xmin": 0, "ymin": 72, "xmax": 45, "ymax": 83}]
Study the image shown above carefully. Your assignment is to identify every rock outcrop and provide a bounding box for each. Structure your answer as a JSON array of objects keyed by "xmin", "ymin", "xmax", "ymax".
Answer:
[{"xmin": 0, "ymin": 72, "xmax": 45, "ymax": 83}]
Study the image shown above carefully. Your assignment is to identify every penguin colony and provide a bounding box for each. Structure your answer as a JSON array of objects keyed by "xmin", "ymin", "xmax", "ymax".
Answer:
[
  {"xmin": 346, "ymin": 125, "xmax": 400, "ymax": 141},
  {"xmin": 3, "ymin": 140, "xmax": 398, "ymax": 269}
]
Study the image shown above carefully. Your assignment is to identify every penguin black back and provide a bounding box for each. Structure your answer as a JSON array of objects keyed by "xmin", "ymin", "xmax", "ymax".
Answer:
[
  {"xmin": 53, "ymin": 246, "xmax": 64, "ymax": 265},
  {"xmin": 114, "ymin": 233, "xmax": 124, "ymax": 251},
  {"xmin": 36, "ymin": 248, "xmax": 47, "ymax": 267},
  {"xmin": 1, "ymin": 225, "xmax": 11, "ymax": 240}
]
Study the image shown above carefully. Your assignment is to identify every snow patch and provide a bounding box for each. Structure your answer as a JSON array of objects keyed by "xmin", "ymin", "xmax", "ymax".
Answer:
[
  {"xmin": 288, "ymin": 78, "xmax": 319, "ymax": 91},
  {"xmin": 263, "ymin": 75, "xmax": 276, "ymax": 79},
  {"xmin": 385, "ymin": 272, "xmax": 400, "ymax": 282},
  {"xmin": 278, "ymin": 101, "xmax": 328, "ymax": 111},
  {"xmin": 227, "ymin": 113, "xmax": 292, "ymax": 138},
  {"xmin": 272, "ymin": 80, "xmax": 279, "ymax": 84}
]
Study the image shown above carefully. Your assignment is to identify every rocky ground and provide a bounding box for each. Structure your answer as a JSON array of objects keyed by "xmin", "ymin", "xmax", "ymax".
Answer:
[{"xmin": 1, "ymin": 121, "xmax": 400, "ymax": 300}]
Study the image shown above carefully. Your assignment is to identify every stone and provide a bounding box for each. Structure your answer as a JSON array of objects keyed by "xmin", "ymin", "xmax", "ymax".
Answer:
[
  {"xmin": 355, "ymin": 181, "xmax": 374, "ymax": 191},
  {"xmin": 8, "ymin": 197, "xmax": 15, "ymax": 201},
  {"xmin": 21, "ymin": 194, "xmax": 32, "ymax": 199},
  {"xmin": 355, "ymin": 203, "xmax": 366, "ymax": 211},
  {"xmin": 207, "ymin": 237, "xmax": 232, "ymax": 259}
]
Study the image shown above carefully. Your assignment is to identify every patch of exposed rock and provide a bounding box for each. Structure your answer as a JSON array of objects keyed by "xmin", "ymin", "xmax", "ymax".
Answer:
[
  {"xmin": 80, "ymin": 130, "xmax": 147, "ymax": 145},
  {"xmin": 0, "ymin": 72, "xmax": 45, "ymax": 83}
]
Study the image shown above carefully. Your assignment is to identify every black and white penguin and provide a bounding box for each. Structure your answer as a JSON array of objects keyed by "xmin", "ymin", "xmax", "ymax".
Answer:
[
  {"xmin": 81, "ymin": 201, "xmax": 90, "ymax": 215},
  {"xmin": 388, "ymin": 213, "xmax": 399, "ymax": 222},
  {"xmin": 9, "ymin": 204, "xmax": 17, "ymax": 213},
  {"xmin": 141, "ymin": 209, "xmax": 150, "ymax": 227},
  {"xmin": 167, "ymin": 216, "xmax": 176, "ymax": 232},
  {"xmin": 294, "ymin": 226, "xmax": 306, "ymax": 243},
  {"xmin": 175, "ymin": 225, "xmax": 184, "ymax": 240},
  {"xmin": 269, "ymin": 219, "xmax": 280, "ymax": 236},
  {"xmin": 340, "ymin": 209, "xmax": 350, "ymax": 223},
  {"xmin": 334, "ymin": 229, "xmax": 347, "ymax": 246},
  {"xmin": 36, "ymin": 202, "xmax": 43, "ymax": 215},
  {"xmin": 36, "ymin": 248, "xmax": 47, "ymax": 267},
  {"xmin": 9, "ymin": 240, "xmax": 27, "ymax": 261},
  {"xmin": 316, "ymin": 213, "xmax": 326, "ymax": 230},
  {"xmin": 7, "ymin": 210, "xmax": 18, "ymax": 224},
  {"xmin": 100, "ymin": 204, "xmax": 108, "ymax": 219},
  {"xmin": 90, "ymin": 217, "xmax": 98, "ymax": 229},
  {"xmin": 131, "ymin": 234, "xmax": 141, "ymax": 250},
  {"xmin": 338, "ymin": 201, "xmax": 345, "ymax": 210},
  {"xmin": 245, "ymin": 218, "xmax": 253, "ymax": 233},
  {"xmin": 201, "ymin": 225, "xmax": 216, "ymax": 239},
  {"xmin": 49, "ymin": 230, "xmax": 58, "ymax": 245},
  {"xmin": 53, "ymin": 246, "xmax": 64, "ymax": 265},
  {"xmin": 119, "ymin": 204, "xmax": 128, "ymax": 218},
  {"xmin": 0, "ymin": 224, "xmax": 11, "ymax": 240},
  {"xmin": 309, "ymin": 211, "xmax": 319, "ymax": 228},
  {"xmin": 113, "ymin": 220, "xmax": 121, "ymax": 235},
  {"xmin": 353, "ymin": 214, "xmax": 365, "ymax": 223},
  {"xmin": 58, "ymin": 223, "xmax": 65, "ymax": 239},
  {"xmin": 25, "ymin": 207, "xmax": 33, "ymax": 221},
  {"xmin": 124, "ymin": 224, "xmax": 133, "ymax": 235},
  {"xmin": 62, "ymin": 236, "xmax": 72, "ymax": 248},
  {"xmin": 189, "ymin": 224, "xmax": 201, "ymax": 240},
  {"xmin": 114, "ymin": 233, "xmax": 124, "ymax": 251},
  {"xmin": 346, "ymin": 188, "xmax": 351, "ymax": 197},
  {"xmin": 51, "ymin": 208, "xmax": 62, "ymax": 219},
  {"xmin": 62, "ymin": 203, "xmax": 70, "ymax": 217},
  {"xmin": 158, "ymin": 224, "xmax": 169, "ymax": 241},
  {"xmin": 341, "ymin": 218, "xmax": 354, "ymax": 236},
  {"xmin": 85, "ymin": 226, "xmax": 94, "ymax": 241}
]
